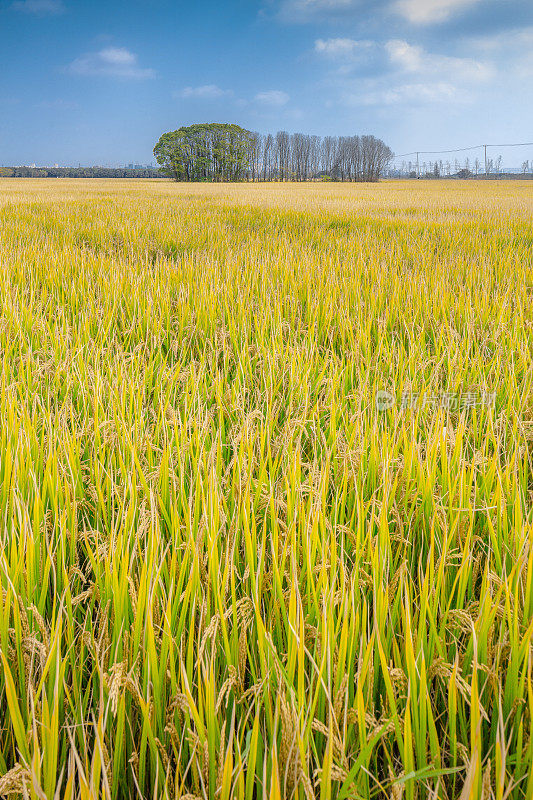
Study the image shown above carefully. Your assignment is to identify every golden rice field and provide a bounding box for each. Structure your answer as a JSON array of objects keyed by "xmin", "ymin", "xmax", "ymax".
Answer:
[{"xmin": 0, "ymin": 178, "xmax": 532, "ymax": 800}]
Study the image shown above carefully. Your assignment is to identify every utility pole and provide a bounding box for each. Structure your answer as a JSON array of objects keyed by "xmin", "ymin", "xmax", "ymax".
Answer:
[
  {"xmin": 416, "ymin": 152, "xmax": 420, "ymax": 179},
  {"xmin": 484, "ymin": 144, "xmax": 487, "ymax": 177}
]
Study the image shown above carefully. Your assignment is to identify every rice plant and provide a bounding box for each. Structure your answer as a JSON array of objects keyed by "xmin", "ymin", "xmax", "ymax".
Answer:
[{"xmin": 0, "ymin": 178, "xmax": 532, "ymax": 799}]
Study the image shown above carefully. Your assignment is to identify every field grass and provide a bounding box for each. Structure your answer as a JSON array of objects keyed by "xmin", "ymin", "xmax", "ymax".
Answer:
[{"xmin": 0, "ymin": 178, "xmax": 532, "ymax": 799}]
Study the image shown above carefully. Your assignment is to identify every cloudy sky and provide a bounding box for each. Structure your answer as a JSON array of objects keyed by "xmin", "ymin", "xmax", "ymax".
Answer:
[{"xmin": 1, "ymin": 0, "xmax": 532, "ymax": 165}]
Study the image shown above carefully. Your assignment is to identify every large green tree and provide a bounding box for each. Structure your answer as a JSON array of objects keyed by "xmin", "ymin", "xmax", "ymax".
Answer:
[{"xmin": 153, "ymin": 123, "xmax": 254, "ymax": 182}]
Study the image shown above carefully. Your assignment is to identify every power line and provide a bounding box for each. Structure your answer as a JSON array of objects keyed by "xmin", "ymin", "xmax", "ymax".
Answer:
[
  {"xmin": 486, "ymin": 142, "xmax": 533, "ymax": 148},
  {"xmin": 394, "ymin": 141, "xmax": 533, "ymax": 159},
  {"xmin": 396, "ymin": 144, "xmax": 482, "ymax": 158}
]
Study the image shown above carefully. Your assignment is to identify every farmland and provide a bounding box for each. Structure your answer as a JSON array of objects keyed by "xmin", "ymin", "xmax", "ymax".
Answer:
[{"xmin": 0, "ymin": 178, "xmax": 532, "ymax": 799}]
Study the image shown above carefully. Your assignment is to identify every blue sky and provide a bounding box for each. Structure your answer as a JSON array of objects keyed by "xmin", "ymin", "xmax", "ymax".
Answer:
[{"xmin": 1, "ymin": 0, "xmax": 532, "ymax": 166}]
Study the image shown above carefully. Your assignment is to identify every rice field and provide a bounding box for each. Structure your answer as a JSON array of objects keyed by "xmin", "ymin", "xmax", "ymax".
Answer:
[{"xmin": 0, "ymin": 178, "xmax": 532, "ymax": 799}]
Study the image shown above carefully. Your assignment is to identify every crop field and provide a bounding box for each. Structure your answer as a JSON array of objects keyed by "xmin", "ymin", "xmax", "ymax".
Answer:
[{"xmin": 0, "ymin": 178, "xmax": 532, "ymax": 800}]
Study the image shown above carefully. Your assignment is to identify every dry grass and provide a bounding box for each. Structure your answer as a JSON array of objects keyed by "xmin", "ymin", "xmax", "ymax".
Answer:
[{"xmin": 0, "ymin": 178, "xmax": 532, "ymax": 799}]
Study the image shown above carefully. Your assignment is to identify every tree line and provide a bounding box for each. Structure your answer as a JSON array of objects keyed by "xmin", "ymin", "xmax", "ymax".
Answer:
[
  {"xmin": 392, "ymin": 155, "xmax": 533, "ymax": 179},
  {"xmin": 154, "ymin": 123, "xmax": 393, "ymax": 182},
  {"xmin": 0, "ymin": 166, "xmax": 162, "ymax": 178}
]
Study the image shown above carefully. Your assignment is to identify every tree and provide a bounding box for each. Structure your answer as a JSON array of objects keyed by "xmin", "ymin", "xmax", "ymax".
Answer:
[
  {"xmin": 262, "ymin": 134, "xmax": 274, "ymax": 181},
  {"xmin": 154, "ymin": 123, "xmax": 255, "ymax": 182},
  {"xmin": 275, "ymin": 131, "xmax": 290, "ymax": 181}
]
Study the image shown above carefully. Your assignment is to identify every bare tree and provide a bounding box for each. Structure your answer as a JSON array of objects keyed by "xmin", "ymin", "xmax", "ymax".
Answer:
[
  {"xmin": 275, "ymin": 131, "xmax": 290, "ymax": 181},
  {"xmin": 262, "ymin": 134, "xmax": 273, "ymax": 181}
]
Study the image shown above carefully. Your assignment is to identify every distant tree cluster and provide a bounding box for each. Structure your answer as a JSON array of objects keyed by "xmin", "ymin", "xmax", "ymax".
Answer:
[
  {"xmin": 154, "ymin": 124, "xmax": 254, "ymax": 182},
  {"xmin": 0, "ymin": 166, "xmax": 162, "ymax": 178},
  {"xmin": 154, "ymin": 124, "xmax": 393, "ymax": 182},
  {"xmin": 391, "ymin": 155, "xmax": 533, "ymax": 179}
]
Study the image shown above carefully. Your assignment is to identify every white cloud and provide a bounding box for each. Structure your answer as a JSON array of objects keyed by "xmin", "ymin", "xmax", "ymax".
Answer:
[
  {"xmin": 386, "ymin": 39, "xmax": 492, "ymax": 81},
  {"xmin": 315, "ymin": 38, "xmax": 374, "ymax": 58},
  {"xmin": 385, "ymin": 39, "xmax": 424, "ymax": 70},
  {"xmin": 290, "ymin": 0, "xmax": 354, "ymax": 8},
  {"xmin": 324, "ymin": 37, "xmax": 492, "ymax": 109},
  {"xmin": 279, "ymin": 0, "xmax": 356, "ymax": 21},
  {"xmin": 355, "ymin": 81, "xmax": 457, "ymax": 105},
  {"xmin": 394, "ymin": 0, "xmax": 481, "ymax": 24},
  {"xmin": 68, "ymin": 48, "xmax": 155, "ymax": 79},
  {"xmin": 37, "ymin": 99, "xmax": 78, "ymax": 109},
  {"xmin": 466, "ymin": 26, "xmax": 533, "ymax": 79},
  {"xmin": 314, "ymin": 36, "xmax": 490, "ymax": 82},
  {"xmin": 468, "ymin": 26, "xmax": 533, "ymax": 53},
  {"xmin": 254, "ymin": 89, "xmax": 290, "ymax": 106},
  {"xmin": 12, "ymin": 0, "xmax": 64, "ymax": 14},
  {"xmin": 180, "ymin": 85, "xmax": 234, "ymax": 99},
  {"xmin": 178, "ymin": 85, "xmax": 290, "ymax": 107}
]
